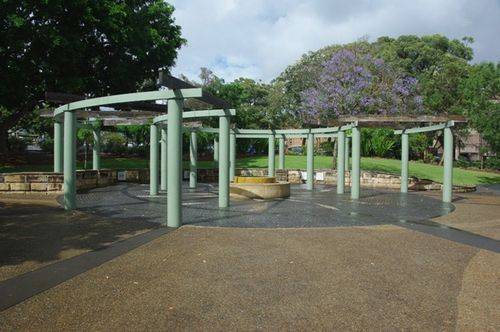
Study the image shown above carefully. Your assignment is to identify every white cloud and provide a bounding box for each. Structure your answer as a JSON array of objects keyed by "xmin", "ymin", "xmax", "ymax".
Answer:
[{"xmin": 169, "ymin": 0, "xmax": 500, "ymax": 82}]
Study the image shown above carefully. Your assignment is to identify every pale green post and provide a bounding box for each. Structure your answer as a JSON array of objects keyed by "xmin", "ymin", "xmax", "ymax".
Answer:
[
  {"xmin": 268, "ymin": 134, "xmax": 275, "ymax": 177},
  {"xmin": 190, "ymin": 131, "xmax": 197, "ymax": 189},
  {"xmin": 307, "ymin": 133, "xmax": 314, "ymax": 190},
  {"xmin": 229, "ymin": 132, "xmax": 236, "ymax": 181},
  {"xmin": 149, "ymin": 124, "xmax": 159, "ymax": 196},
  {"xmin": 92, "ymin": 125, "xmax": 101, "ymax": 170},
  {"xmin": 351, "ymin": 126, "xmax": 361, "ymax": 199},
  {"xmin": 344, "ymin": 137, "xmax": 350, "ymax": 171},
  {"xmin": 401, "ymin": 133, "xmax": 409, "ymax": 193},
  {"xmin": 337, "ymin": 131, "xmax": 345, "ymax": 194},
  {"xmin": 219, "ymin": 115, "xmax": 230, "ymax": 208},
  {"xmin": 214, "ymin": 137, "xmax": 219, "ymax": 165},
  {"xmin": 63, "ymin": 111, "xmax": 76, "ymax": 210},
  {"xmin": 278, "ymin": 135, "xmax": 285, "ymax": 169},
  {"xmin": 443, "ymin": 127, "xmax": 453, "ymax": 203},
  {"xmin": 160, "ymin": 127, "xmax": 167, "ymax": 191},
  {"xmin": 53, "ymin": 119, "xmax": 63, "ymax": 172},
  {"xmin": 167, "ymin": 98, "xmax": 183, "ymax": 227}
]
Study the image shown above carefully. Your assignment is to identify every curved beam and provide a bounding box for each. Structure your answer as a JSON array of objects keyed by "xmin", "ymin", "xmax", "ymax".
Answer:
[
  {"xmin": 153, "ymin": 109, "xmax": 236, "ymax": 124},
  {"xmin": 394, "ymin": 121, "xmax": 454, "ymax": 135},
  {"xmin": 54, "ymin": 88, "xmax": 203, "ymax": 116}
]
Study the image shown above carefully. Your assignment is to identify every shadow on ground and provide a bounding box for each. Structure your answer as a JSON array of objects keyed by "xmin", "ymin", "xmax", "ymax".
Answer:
[{"xmin": 0, "ymin": 198, "xmax": 158, "ymax": 280}]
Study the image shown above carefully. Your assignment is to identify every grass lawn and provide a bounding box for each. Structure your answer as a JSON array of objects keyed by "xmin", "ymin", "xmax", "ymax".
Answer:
[{"xmin": 1, "ymin": 155, "xmax": 499, "ymax": 186}]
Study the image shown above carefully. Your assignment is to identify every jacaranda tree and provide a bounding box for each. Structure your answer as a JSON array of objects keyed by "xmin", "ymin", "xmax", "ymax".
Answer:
[{"xmin": 300, "ymin": 48, "xmax": 423, "ymax": 122}]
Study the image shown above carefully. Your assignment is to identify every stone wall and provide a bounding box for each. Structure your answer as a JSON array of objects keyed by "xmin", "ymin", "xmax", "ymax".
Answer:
[
  {"xmin": 0, "ymin": 169, "xmax": 117, "ymax": 195},
  {"xmin": 197, "ymin": 168, "xmax": 415, "ymax": 189},
  {"xmin": 119, "ymin": 169, "xmax": 149, "ymax": 183},
  {"xmin": 0, "ymin": 173, "xmax": 63, "ymax": 194},
  {"xmin": 1, "ymin": 167, "xmax": 474, "ymax": 195}
]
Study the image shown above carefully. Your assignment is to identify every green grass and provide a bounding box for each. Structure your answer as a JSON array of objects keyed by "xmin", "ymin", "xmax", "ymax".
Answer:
[{"xmin": 1, "ymin": 155, "xmax": 499, "ymax": 186}]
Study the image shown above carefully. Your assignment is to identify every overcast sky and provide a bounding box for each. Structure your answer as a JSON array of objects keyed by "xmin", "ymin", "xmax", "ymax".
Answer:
[{"xmin": 169, "ymin": 0, "xmax": 500, "ymax": 83}]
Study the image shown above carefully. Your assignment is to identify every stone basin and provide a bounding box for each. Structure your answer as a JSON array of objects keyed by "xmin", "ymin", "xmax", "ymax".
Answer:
[{"xmin": 230, "ymin": 176, "xmax": 290, "ymax": 199}]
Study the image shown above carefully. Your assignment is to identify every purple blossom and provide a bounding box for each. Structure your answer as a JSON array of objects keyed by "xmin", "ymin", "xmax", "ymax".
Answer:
[{"xmin": 300, "ymin": 48, "xmax": 423, "ymax": 119}]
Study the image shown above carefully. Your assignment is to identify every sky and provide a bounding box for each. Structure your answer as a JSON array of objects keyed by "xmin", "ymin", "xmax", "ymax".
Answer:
[{"xmin": 169, "ymin": 0, "xmax": 500, "ymax": 83}]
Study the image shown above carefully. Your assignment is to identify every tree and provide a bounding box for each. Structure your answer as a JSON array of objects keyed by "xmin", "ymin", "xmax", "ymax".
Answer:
[
  {"xmin": 457, "ymin": 62, "xmax": 500, "ymax": 154},
  {"xmin": 374, "ymin": 35, "xmax": 473, "ymax": 115},
  {"xmin": 0, "ymin": 0, "xmax": 185, "ymax": 153},
  {"xmin": 272, "ymin": 35, "xmax": 474, "ymax": 124},
  {"xmin": 300, "ymin": 47, "xmax": 422, "ymax": 122}
]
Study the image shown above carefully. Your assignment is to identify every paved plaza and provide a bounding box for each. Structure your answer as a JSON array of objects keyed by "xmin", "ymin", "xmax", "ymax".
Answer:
[{"xmin": 0, "ymin": 184, "xmax": 499, "ymax": 330}]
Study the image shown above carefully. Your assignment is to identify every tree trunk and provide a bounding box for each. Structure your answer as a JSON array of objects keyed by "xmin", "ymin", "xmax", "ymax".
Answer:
[{"xmin": 0, "ymin": 129, "xmax": 8, "ymax": 155}]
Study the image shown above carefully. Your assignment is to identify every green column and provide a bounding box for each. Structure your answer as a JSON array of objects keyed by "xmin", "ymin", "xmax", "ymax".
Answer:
[
  {"xmin": 167, "ymin": 98, "xmax": 183, "ymax": 227},
  {"xmin": 230, "ymin": 132, "xmax": 236, "ymax": 181},
  {"xmin": 268, "ymin": 134, "xmax": 275, "ymax": 177},
  {"xmin": 306, "ymin": 133, "xmax": 314, "ymax": 190},
  {"xmin": 337, "ymin": 131, "xmax": 345, "ymax": 194},
  {"xmin": 278, "ymin": 135, "xmax": 285, "ymax": 170},
  {"xmin": 63, "ymin": 111, "xmax": 76, "ymax": 210},
  {"xmin": 190, "ymin": 131, "xmax": 197, "ymax": 189},
  {"xmin": 443, "ymin": 127, "xmax": 453, "ymax": 203},
  {"xmin": 344, "ymin": 137, "xmax": 350, "ymax": 171},
  {"xmin": 149, "ymin": 124, "xmax": 159, "ymax": 196},
  {"xmin": 53, "ymin": 119, "xmax": 63, "ymax": 173},
  {"xmin": 351, "ymin": 126, "xmax": 361, "ymax": 199},
  {"xmin": 401, "ymin": 133, "xmax": 409, "ymax": 193},
  {"xmin": 219, "ymin": 116, "xmax": 230, "ymax": 208},
  {"xmin": 160, "ymin": 127, "xmax": 167, "ymax": 191},
  {"xmin": 92, "ymin": 126, "xmax": 101, "ymax": 170},
  {"xmin": 213, "ymin": 137, "xmax": 219, "ymax": 165}
]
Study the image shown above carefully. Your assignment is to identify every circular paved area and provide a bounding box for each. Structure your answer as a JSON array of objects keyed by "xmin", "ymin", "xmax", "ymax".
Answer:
[{"xmin": 73, "ymin": 183, "xmax": 454, "ymax": 228}]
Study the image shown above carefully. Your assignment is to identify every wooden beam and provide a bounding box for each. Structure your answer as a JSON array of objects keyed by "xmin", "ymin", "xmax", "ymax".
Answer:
[
  {"xmin": 339, "ymin": 115, "xmax": 467, "ymax": 125},
  {"xmin": 101, "ymin": 118, "xmax": 151, "ymax": 126},
  {"xmin": 158, "ymin": 72, "xmax": 231, "ymax": 109}
]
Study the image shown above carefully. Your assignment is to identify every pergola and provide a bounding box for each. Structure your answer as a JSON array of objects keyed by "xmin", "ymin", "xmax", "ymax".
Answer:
[
  {"xmin": 47, "ymin": 75, "xmax": 466, "ymax": 228},
  {"xmin": 180, "ymin": 115, "xmax": 465, "ymax": 206},
  {"xmin": 48, "ymin": 75, "xmax": 234, "ymax": 229}
]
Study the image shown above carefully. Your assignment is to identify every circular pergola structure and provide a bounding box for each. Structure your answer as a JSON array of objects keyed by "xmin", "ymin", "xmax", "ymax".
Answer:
[
  {"xmin": 47, "ymin": 75, "xmax": 466, "ymax": 228},
  {"xmin": 49, "ymin": 75, "xmax": 235, "ymax": 228}
]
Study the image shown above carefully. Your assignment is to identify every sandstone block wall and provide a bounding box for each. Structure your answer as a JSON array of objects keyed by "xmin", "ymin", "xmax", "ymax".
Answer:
[
  {"xmin": 197, "ymin": 168, "xmax": 415, "ymax": 189},
  {"xmin": 0, "ymin": 169, "xmax": 117, "ymax": 195},
  {"xmin": 1, "ymin": 167, "xmax": 474, "ymax": 195}
]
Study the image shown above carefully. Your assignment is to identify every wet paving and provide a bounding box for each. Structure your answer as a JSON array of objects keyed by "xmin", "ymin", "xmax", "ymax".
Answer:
[
  {"xmin": 72, "ymin": 183, "xmax": 500, "ymax": 253},
  {"xmin": 73, "ymin": 183, "xmax": 454, "ymax": 228}
]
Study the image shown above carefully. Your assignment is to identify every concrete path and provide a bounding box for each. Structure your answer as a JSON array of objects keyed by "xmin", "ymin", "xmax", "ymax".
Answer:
[{"xmin": 0, "ymin": 185, "xmax": 499, "ymax": 330}]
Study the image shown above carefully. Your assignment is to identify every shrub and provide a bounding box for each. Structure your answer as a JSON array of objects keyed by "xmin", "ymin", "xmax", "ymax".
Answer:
[
  {"xmin": 361, "ymin": 128, "xmax": 397, "ymax": 158},
  {"xmin": 318, "ymin": 140, "xmax": 335, "ymax": 155}
]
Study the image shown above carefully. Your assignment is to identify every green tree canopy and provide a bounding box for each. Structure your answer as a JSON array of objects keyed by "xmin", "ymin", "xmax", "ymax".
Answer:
[
  {"xmin": 457, "ymin": 62, "xmax": 500, "ymax": 153},
  {"xmin": 273, "ymin": 35, "xmax": 474, "ymax": 121},
  {"xmin": 0, "ymin": 0, "xmax": 185, "ymax": 153}
]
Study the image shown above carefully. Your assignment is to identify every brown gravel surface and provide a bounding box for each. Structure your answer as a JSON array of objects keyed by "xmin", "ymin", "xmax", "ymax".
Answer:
[
  {"xmin": 0, "ymin": 196, "xmax": 157, "ymax": 281},
  {"xmin": 1, "ymin": 224, "xmax": 498, "ymax": 331},
  {"xmin": 430, "ymin": 192, "xmax": 500, "ymax": 240}
]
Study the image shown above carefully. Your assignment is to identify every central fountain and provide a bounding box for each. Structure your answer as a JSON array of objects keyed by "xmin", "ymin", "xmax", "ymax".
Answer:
[{"xmin": 230, "ymin": 176, "xmax": 290, "ymax": 199}]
